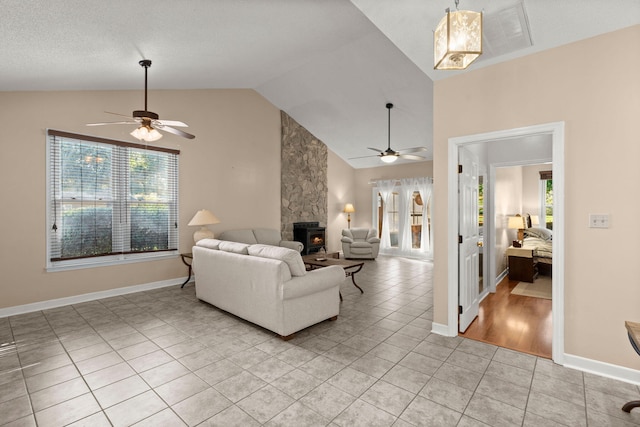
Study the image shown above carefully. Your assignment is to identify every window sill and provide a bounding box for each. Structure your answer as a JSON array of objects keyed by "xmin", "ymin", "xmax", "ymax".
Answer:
[{"xmin": 46, "ymin": 251, "xmax": 179, "ymax": 272}]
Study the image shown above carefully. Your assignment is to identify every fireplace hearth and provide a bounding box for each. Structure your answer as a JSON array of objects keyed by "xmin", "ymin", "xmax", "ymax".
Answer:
[{"xmin": 293, "ymin": 222, "xmax": 326, "ymax": 255}]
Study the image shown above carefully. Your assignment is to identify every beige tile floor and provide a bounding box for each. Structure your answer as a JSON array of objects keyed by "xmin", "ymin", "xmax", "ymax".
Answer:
[{"xmin": 1, "ymin": 255, "xmax": 640, "ymax": 426}]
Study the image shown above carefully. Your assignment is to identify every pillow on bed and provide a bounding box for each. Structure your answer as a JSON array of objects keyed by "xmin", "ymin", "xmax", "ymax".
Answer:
[{"xmin": 524, "ymin": 227, "xmax": 552, "ymax": 241}]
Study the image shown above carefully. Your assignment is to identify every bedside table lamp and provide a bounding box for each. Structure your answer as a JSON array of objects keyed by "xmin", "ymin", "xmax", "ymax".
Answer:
[
  {"xmin": 188, "ymin": 209, "xmax": 220, "ymax": 243},
  {"xmin": 343, "ymin": 203, "xmax": 355, "ymax": 229},
  {"xmin": 508, "ymin": 215, "xmax": 526, "ymax": 246}
]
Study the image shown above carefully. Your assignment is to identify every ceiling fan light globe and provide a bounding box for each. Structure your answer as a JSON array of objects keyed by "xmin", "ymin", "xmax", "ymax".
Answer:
[
  {"xmin": 131, "ymin": 126, "xmax": 162, "ymax": 142},
  {"xmin": 146, "ymin": 128, "xmax": 163, "ymax": 141},
  {"xmin": 130, "ymin": 126, "xmax": 147, "ymax": 140},
  {"xmin": 380, "ymin": 155, "xmax": 398, "ymax": 163}
]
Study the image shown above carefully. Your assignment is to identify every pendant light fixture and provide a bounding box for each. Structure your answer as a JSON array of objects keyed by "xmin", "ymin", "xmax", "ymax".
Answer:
[{"xmin": 434, "ymin": 0, "xmax": 483, "ymax": 70}]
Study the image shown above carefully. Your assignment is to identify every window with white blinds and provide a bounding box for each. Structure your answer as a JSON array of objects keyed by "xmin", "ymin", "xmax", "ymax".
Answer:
[{"xmin": 47, "ymin": 130, "xmax": 179, "ymax": 268}]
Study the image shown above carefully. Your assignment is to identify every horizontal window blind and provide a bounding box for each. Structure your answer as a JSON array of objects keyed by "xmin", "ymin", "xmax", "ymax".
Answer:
[{"xmin": 48, "ymin": 130, "xmax": 179, "ymax": 265}]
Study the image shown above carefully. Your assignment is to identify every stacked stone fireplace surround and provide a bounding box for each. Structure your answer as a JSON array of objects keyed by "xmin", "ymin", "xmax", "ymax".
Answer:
[{"xmin": 280, "ymin": 111, "xmax": 328, "ymax": 244}]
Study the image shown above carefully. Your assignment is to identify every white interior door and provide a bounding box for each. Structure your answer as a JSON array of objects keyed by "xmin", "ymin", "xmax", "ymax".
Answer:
[{"xmin": 459, "ymin": 147, "xmax": 480, "ymax": 332}]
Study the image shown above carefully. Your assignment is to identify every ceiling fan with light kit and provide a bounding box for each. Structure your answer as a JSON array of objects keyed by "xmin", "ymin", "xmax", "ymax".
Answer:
[
  {"xmin": 350, "ymin": 103, "xmax": 427, "ymax": 164},
  {"xmin": 87, "ymin": 59, "xmax": 195, "ymax": 142}
]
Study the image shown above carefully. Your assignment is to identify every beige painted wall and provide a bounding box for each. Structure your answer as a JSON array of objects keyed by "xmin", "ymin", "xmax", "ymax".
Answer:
[
  {"xmin": 433, "ymin": 25, "xmax": 640, "ymax": 368},
  {"xmin": 327, "ymin": 150, "xmax": 356, "ymax": 253},
  {"xmin": 0, "ymin": 89, "xmax": 281, "ymax": 309}
]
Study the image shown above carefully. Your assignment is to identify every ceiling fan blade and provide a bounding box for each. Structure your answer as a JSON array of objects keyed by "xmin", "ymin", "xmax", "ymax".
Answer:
[
  {"xmin": 367, "ymin": 147, "xmax": 384, "ymax": 153},
  {"xmin": 86, "ymin": 121, "xmax": 138, "ymax": 126},
  {"xmin": 158, "ymin": 125, "xmax": 195, "ymax": 139},
  {"xmin": 156, "ymin": 119, "xmax": 188, "ymax": 127},
  {"xmin": 398, "ymin": 146, "xmax": 428, "ymax": 154},
  {"xmin": 348, "ymin": 154, "xmax": 380, "ymax": 160},
  {"xmin": 104, "ymin": 111, "xmax": 135, "ymax": 119},
  {"xmin": 399, "ymin": 154, "xmax": 426, "ymax": 161}
]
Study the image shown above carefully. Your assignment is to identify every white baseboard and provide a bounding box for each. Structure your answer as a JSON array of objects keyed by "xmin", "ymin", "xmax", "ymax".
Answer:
[
  {"xmin": 495, "ymin": 269, "xmax": 508, "ymax": 286},
  {"xmin": 563, "ymin": 353, "xmax": 640, "ymax": 386},
  {"xmin": 431, "ymin": 322, "xmax": 640, "ymax": 386},
  {"xmin": 0, "ymin": 276, "xmax": 192, "ymax": 318},
  {"xmin": 431, "ymin": 322, "xmax": 456, "ymax": 337}
]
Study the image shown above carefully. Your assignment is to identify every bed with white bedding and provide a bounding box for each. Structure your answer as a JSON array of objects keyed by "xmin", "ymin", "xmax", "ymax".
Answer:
[{"xmin": 522, "ymin": 227, "xmax": 553, "ymax": 273}]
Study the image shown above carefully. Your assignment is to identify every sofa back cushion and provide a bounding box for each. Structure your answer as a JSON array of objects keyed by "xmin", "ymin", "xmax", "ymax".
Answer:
[
  {"xmin": 196, "ymin": 238, "xmax": 222, "ymax": 250},
  {"xmin": 252, "ymin": 228, "xmax": 282, "ymax": 246},
  {"xmin": 349, "ymin": 228, "xmax": 371, "ymax": 241},
  {"xmin": 248, "ymin": 244, "xmax": 306, "ymax": 277},
  {"xmin": 219, "ymin": 229, "xmax": 258, "ymax": 245},
  {"xmin": 218, "ymin": 241, "xmax": 250, "ymax": 255}
]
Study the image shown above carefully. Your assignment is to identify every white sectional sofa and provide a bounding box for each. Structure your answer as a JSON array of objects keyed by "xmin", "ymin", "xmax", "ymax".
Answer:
[
  {"xmin": 218, "ymin": 228, "xmax": 303, "ymax": 252},
  {"xmin": 192, "ymin": 239, "xmax": 344, "ymax": 339}
]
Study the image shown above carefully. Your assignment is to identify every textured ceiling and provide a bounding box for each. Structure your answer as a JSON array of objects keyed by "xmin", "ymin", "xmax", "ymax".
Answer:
[{"xmin": 1, "ymin": 0, "xmax": 638, "ymax": 168}]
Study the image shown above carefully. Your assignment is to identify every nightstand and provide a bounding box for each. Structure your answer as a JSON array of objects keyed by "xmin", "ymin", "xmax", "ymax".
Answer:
[{"xmin": 506, "ymin": 246, "xmax": 538, "ymax": 282}]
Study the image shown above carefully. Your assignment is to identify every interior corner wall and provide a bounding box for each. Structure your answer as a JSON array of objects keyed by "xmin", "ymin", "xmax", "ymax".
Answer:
[
  {"xmin": 327, "ymin": 150, "xmax": 356, "ymax": 253},
  {"xmin": 494, "ymin": 166, "xmax": 523, "ymax": 275},
  {"xmin": 280, "ymin": 111, "xmax": 328, "ymax": 241},
  {"xmin": 433, "ymin": 25, "xmax": 640, "ymax": 369}
]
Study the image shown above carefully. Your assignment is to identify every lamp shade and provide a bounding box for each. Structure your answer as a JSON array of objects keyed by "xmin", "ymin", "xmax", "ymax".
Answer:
[
  {"xmin": 188, "ymin": 209, "xmax": 221, "ymax": 243},
  {"xmin": 188, "ymin": 209, "xmax": 220, "ymax": 226},
  {"xmin": 343, "ymin": 203, "xmax": 355, "ymax": 213},
  {"xmin": 434, "ymin": 8, "xmax": 483, "ymax": 70},
  {"xmin": 508, "ymin": 216, "xmax": 525, "ymax": 229}
]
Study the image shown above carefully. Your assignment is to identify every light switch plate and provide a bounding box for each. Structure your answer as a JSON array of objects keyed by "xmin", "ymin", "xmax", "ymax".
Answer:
[{"xmin": 589, "ymin": 214, "xmax": 609, "ymax": 228}]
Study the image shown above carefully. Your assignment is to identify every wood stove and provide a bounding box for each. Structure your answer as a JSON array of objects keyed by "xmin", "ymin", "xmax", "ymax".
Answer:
[{"xmin": 293, "ymin": 222, "xmax": 326, "ymax": 255}]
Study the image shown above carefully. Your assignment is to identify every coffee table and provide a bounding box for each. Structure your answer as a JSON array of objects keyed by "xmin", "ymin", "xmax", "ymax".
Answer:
[{"xmin": 302, "ymin": 254, "xmax": 365, "ymax": 301}]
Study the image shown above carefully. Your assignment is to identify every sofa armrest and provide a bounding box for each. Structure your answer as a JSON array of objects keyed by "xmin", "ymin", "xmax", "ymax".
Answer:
[
  {"xmin": 284, "ymin": 265, "xmax": 344, "ymax": 300},
  {"xmin": 366, "ymin": 237, "xmax": 381, "ymax": 243},
  {"xmin": 279, "ymin": 240, "xmax": 303, "ymax": 252},
  {"xmin": 341, "ymin": 236, "xmax": 354, "ymax": 243}
]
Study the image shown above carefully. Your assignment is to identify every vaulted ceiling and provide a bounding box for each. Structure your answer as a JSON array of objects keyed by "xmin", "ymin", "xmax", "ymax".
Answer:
[{"xmin": 2, "ymin": 0, "xmax": 638, "ymax": 168}]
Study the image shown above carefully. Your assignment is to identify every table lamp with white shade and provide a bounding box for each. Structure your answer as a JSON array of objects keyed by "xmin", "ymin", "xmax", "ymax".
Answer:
[
  {"xmin": 188, "ymin": 209, "xmax": 220, "ymax": 243},
  {"xmin": 508, "ymin": 215, "xmax": 526, "ymax": 246}
]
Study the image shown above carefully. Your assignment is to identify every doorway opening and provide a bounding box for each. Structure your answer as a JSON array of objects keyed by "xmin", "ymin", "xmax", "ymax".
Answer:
[
  {"xmin": 446, "ymin": 122, "xmax": 565, "ymax": 364},
  {"xmin": 460, "ymin": 163, "xmax": 553, "ymax": 358}
]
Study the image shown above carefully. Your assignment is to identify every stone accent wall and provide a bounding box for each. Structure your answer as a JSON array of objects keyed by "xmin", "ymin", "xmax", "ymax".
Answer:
[{"xmin": 280, "ymin": 111, "xmax": 328, "ymax": 241}]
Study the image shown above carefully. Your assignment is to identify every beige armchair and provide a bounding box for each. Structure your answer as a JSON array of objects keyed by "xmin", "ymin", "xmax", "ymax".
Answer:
[{"xmin": 341, "ymin": 228, "xmax": 380, "ymax": 259}]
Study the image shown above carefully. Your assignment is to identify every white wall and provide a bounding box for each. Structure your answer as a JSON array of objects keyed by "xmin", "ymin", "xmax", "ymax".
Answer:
[{"xmin": 494, "ymin": 166, "xmax": 522, "ymax": 274}]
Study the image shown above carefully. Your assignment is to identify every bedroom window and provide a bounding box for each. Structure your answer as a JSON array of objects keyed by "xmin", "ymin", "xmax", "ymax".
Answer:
[
  {"xmin": 47, "ymin": 130, "xmax": 179, "ymax": 270},
  {"xmin": 540, "ymin": 170, "xmax": 553, "ymax": 230}
]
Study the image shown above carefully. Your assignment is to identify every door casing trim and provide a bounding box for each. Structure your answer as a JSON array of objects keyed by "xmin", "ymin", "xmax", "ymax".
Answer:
[{"xmin": 445, "ymin": 121, "xmax": 565, "ymax": 363}]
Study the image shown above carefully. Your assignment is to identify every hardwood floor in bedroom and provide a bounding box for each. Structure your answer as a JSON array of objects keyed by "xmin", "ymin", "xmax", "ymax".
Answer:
[{"xmin": 459, "ymin": 275, "xmax": 552, "ymax": 359}]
